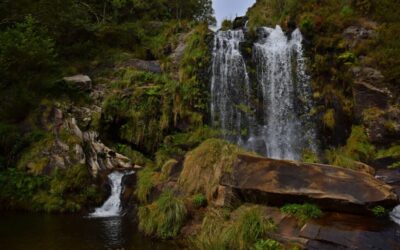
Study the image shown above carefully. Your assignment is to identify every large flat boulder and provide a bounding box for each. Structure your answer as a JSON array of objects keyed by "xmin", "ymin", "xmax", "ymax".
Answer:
[{"xmin": 220, "ymin": 154, "xmax": 398, "ymax": 213}]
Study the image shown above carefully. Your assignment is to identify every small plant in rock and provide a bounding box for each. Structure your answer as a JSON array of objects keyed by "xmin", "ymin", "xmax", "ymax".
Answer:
[
  {"xmin": 192, "ymin": 194, "xmax": 207, "ymax": 208},
  {"xmin": 281, "ymin": 203, "xmax": 322, "ymax": 226},
  {"xmin": 254, "ymin": 239, "xmax": 284, "ymax": 250},
  {"xmin": 371, "ymin": 206, "xmax": 387, "ymax": 217}
]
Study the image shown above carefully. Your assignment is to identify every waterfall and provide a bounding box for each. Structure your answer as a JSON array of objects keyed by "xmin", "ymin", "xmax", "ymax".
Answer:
[
  {"xmin": 211, "ymin": 26, "xmax": 316, "ymax": 160},
  {"xmin": 390, "ymin": 205, "xmax": 400, "ymax": 226},
  {"xmin": 89, "ymin": 171, "xmax": 132, "ymax": 218}
]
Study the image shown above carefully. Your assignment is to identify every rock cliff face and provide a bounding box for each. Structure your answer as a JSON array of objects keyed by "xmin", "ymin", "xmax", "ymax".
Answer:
[{"xmin": 19, "ymin": 75, "xmax": 133, "ymax": 176}]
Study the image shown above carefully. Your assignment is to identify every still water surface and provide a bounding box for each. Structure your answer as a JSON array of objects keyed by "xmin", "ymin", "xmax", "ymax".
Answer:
[{"xmin": 0, "ymin": 212, "xmax": 177, "ymax": 250}]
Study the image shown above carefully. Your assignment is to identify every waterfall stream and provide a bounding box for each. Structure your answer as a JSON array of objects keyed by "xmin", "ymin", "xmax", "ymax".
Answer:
[
  {"xmin": 89, "ymin": 171, "xmax": 132, "ymax": 218},
  {"xmin": 211, "ymin": 26, "xmax": 316, "ymax": 160},
  {"xmin": 391, "ymin": 205, "xmax": 400, "ymax": 226}
]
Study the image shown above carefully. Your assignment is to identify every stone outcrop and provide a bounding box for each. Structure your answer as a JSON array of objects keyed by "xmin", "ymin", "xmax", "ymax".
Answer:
[
  {"xmin": 343, "ymin": 26, "xmax": 374, "ymax": 49},
  {"xmin": 116, "ymin": 59, "xmax": 162, "ymax": 73},
  {"xmin": 252, "ymin": 206, "xmax": 400, "ymax": 250},
  {"xmin": 66, "ymin": 117, "xmax": 132, "ymax": 176},
  {"xmin": 23, "ymin": 104, "xmax": 132, "ymax": 176},
  {"xmin": 219, "ymin": 154, "xmax": 398, "ymax": 213},
  {"xmin": 63, "ymin": 74, "xmax": 92, "ymax": 92},
  {"xmin": 351, "ymin": 67, "xmax": 392, "ymax": 119}
]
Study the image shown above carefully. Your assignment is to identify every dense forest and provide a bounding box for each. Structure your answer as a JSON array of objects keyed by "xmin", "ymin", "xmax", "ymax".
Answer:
[{"xmin": 0, "ymin": 0, "xmax": 399, "ymax": 249}]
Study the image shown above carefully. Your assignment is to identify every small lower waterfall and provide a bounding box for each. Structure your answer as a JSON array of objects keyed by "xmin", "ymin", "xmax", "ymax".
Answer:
[
  {"xmin": 211, "ymin": 26, "xmax": 316, "ymax": 160},
  {"xmin": 89, "ymin": 171, "xmax": 132, "ymax": 218},
  {"xmin": 390, "ymin": 205, "xmax": 400, "ymax": 226}
]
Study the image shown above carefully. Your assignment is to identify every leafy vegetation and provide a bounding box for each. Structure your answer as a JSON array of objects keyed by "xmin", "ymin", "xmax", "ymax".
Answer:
[
  {"xmin": 0, "ymin": 165, "xmax": 103, "ymax": 212},
  {"xmin": 326, "ymin": 126, "xmax": 375, "ymax": 169},
  {"xmin": 192, "ymin": 194, "xmax": 207, "ymax": 208},
  {"xmin": 281, "ymin": 203, "xmax": 322, "ymax": 226},
  {"xmin": 138, "ymin": 190, "xmax": 187, "ymax": 239},
  {"xmin": 254, "ymin": 239, "xmax": 284, "ymax": 250},
  {"xmin": 370, "ymin": 205, "xmax": 387, "ymax": 217},
  {"xmin": 193, "ymin": 205, "xmax": 277, "ymax": 250}
]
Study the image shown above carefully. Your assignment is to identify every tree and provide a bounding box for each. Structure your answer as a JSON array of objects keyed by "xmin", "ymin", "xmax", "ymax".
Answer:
[{"xmin": 0, "ymin": 16, "xmax": 57, "ymax": 121}]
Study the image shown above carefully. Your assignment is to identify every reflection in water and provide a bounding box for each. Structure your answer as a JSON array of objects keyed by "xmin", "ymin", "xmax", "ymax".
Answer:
[
  {"xmin": 0, "ymin": 212, "xmax": 176, "ymax": 250},
  {"xmin": 100, "ymin": 217, "xmax": 123, "ymax": 248}
]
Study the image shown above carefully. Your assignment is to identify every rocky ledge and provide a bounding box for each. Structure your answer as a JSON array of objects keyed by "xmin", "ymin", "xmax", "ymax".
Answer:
[{"xmin": 219, "ymin": 154, "xmax": 398, "ymax": 213}]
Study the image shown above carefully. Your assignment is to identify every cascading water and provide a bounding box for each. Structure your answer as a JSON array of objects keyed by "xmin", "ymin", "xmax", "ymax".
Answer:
[
  {"xmin": 390, "ymin": 205, "xmax": 400, "ymax": 226},
  {"xmin": 211, "ymin": 26, "xmax": 316, "ymax": 160},
  {"xmin": 211, "ymin": 29, "xmax": 251, "ymax": 143},
  {"xmin": 89, "ymin": 171, "xmax": 132, "ymax": 218}
]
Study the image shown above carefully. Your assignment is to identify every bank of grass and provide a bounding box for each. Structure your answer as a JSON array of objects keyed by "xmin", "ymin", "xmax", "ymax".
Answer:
[
  {"xmin": 135, "ymin": 167, "xmax": 160, "ymax": 204},
  {"xmin": 193, "ymin": 205, "xmax": 277, "ymax": 250},
  {"xmin": 138, "ymin": 190, "xmax": 187, "ymax": 239},
  {"xmin": 178, "ymin": 139, "xmax": 246, "ymax": 202}
]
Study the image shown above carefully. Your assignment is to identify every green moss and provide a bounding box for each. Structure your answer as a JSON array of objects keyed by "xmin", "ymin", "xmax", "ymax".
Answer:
[
  {"xmin": 281, "ymin": 203, "xmax": 322, "ymax": 226},
  {"xmin": 323, "ymin": 109, "xmax": 336, "ymax": 130},
  {"xmin": 138, "ymin": 190, "xmax": 187, "ymax": 239}
]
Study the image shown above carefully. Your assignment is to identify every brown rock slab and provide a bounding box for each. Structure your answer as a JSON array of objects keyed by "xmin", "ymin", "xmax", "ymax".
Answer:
[{"xmin": 221, "ymin": 154, "xmax": 398, "ymax": 213}]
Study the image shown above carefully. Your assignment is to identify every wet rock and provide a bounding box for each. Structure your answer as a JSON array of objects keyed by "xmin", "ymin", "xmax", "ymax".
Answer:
[
  {"xmin": 363, "ymin": 106, "xmax": 400, "ymax": 144},
  {"xmin": 351, "ymin": 67, "xmax": 392, "ymax": 119},
  {"xmin": 232, "ymin": 16, "xmax": 248, "ymax": 30},
  {"xmin": 221, "ymin": 154, "xmax": 398, "ymax": 213},
  {"xmin": 63, "ymin": 74, "xmax": 92, "ymax": 92},
  {"xmin": 116, "ymin": 59, "xmax": 162, "ymax": 73},
  {"xmin": 343, "ymin": 26, "xmax": 374, "ymax": 48},
  {"xmin": 301, "ymin": 213, "xmax": 400, "ymax": 250}
]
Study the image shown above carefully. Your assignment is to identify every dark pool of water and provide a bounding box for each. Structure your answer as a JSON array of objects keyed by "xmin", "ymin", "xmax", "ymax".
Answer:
[{"xmin": 0, "ymin": 212, "xmax": 178, "ymax": 250}]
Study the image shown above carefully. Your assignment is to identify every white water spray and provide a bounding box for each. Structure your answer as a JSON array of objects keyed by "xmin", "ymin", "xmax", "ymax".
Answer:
[
  {"xmin": 210, "ymin": 26, "xmax": 316, "ymax": 160},
  {"xmin": 390, "ymin": 205, "xmax": 400, "ymax": 226},
  {"xmin": 89, "ymin": 171, "xmax": 132, "ymax": 218}
]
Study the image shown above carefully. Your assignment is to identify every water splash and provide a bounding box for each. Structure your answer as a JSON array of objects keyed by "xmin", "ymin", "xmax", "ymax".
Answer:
[
  {"xmin": 390, "ymin": 205, "xmax": 400, "ymax": 226},
  {"xmin": 210, "ymin": 26, "xmax": 316, "ymax": 160},
  {"xmin": 89, "ymin": 171, "xmax": 133, "ymax": 218}
]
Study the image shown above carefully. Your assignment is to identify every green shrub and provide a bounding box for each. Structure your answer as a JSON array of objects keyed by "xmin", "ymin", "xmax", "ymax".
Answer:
[
  {"xmin": 301, "ymin": 149, "xmax": 320, "ymax": 163},
  {"xmin": 371, "ymin": 206, "xmax": 387, "ymax": 217},
  {"xmin": 194, "ymin": 205, "xmax": 276, "ymax": 250},
  {"xmin": 254, "ymin": 239, "xmax": 284, "ymax": 250},
  {"xmin": 221, "ymin": 19, "xmax": 233, "ymax": 30},
  {"xmin": 138, "ymin": 190, "xmax": 187, "ymax": 239},
  {"xmin": 135, "ymin": 167, "xmax": 159, "ymax": 204},
  {"xmin": 340, "ymin": 5, "xmax": 354, "ymax": 17},
  {"xmin": 0, "ymin": 164, "xmax": 101, "ymax": 212},
  {"xmin": 0, "ymin": 15, "xmax": 58, "ymax": 121},
  {"xmin": 192, "ymin": 194, "xmax": 207, "ymax": 208},
  {"xmin": 281, "ymin": 203, "xmax": 322, "ymax": 226},
  {"xmin": 344, "ymin": 126, "xmax": 375, "ymax": 162}
]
